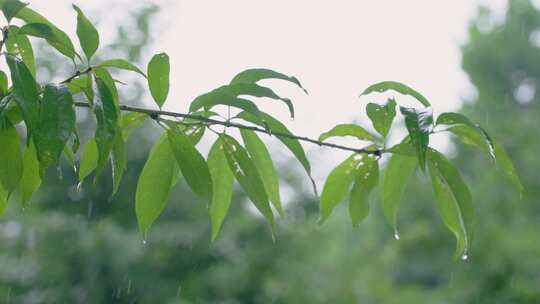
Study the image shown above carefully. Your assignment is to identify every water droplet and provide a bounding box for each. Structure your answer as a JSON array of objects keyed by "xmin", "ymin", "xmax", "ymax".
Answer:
[
  {"xmin": 461, "ymin": 254, "xmax": 468, "ymax": 260},
  {"xmin": 76, "ymin": 182, "xmax": 83, "ymax": 193},
  {"xmin": 142, "ymin": 239, "xmax": 147, "ymax": 245},
  {"xmin": 393, "ymin": 232, "xmax": 400, "ymax": 240}
]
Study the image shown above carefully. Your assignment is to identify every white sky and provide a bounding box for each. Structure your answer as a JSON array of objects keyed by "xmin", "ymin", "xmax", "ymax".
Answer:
[{"xmin": 29, "ymin": 0, "xmax": 510, "ymax": 190}]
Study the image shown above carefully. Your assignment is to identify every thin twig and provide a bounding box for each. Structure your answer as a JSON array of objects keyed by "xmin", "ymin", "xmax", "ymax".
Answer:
[{"xmin": 73, "ymin": 101, "xmax": 383, "ymax": 156}]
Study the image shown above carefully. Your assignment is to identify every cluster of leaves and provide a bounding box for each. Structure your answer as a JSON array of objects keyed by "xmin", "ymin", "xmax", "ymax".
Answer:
[{"xmin": 0, "ymin": 0, "xmax": 522, "ymax": 258}]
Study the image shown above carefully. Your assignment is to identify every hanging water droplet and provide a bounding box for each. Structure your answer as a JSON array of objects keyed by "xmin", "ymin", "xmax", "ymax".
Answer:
[
  {"xmin": 76, "ymin": 182, "xmax": 83, "ymax": 193},
  {"xmin": 393, "ymin": 232, "xmax": 400, "ymax": 240},
  {"xmin": 461, "ymin": 254, "xmax": 468, "ymax": 260},
  {"xmin": 142, "ymin": 239, "xmax": 147, "ymax": 245}
]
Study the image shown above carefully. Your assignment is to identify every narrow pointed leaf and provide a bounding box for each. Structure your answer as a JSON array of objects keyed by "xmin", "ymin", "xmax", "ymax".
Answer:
[
  {"xmin": 6, "ymin": 56, "xmax": 39, "ymax": 136},
  {"xmin": 0, "ymin": 118, "xmax": 23, "ymax": 196},
  {"xmin": 319, "ymin": 154, "xmax": 363, "ymax": 223},
  {"xmin": 221, "ymin": 134, "xmax": 276, "ymax": 233},
  {"xmin": 147, "ymin": 53, "xmax": 170, "ymax": 108},
  {"xmin": 400, "ymin": 106, "xmax": 433, "ymax": 170},
  {"xmin": 120, "ymin": 112, "xmax": 147, "ymax": 140},
  {"xmin": 93, "ymin": 76, "xmax": 119, "ymax": 179},
  {"xmin": 319, "ymin": 123, "xmax": 374, "ymax": 142},
  {"xmin": 78, "ymin": 138, "xmax": 98, "ymax": 184},
  {"xmin": 366, "ymin": 98, "xmax": 397, "ymax": 138},
  {"xmin": 111, "ymin": 132, "xmax": 126, "ymax": 196},
  {"xmin": 236, "ymin": 111, "xmax": 317, "ymax": 195},
  {"xmin": 0, "ymin": 71, "xmax": 8, "ymax": 95},
  {"xmin": 436, "ymin": 112, "xmax": 476, "ymax": 128},
  {"xmin": 6, "ymin": 26, "xmax": 36, "ymax": 77},
  {"xmin": 361, "ymin": 81, "xmax": 431, "ymax": 107},
  {"xmin": 97, "ymin": 59, "xmax": 146, "ymax": 77},
  {"xmin": 34, "ymin": 84, "xmax": 75, "ymax": 174},
  {"xmin": 93, "ymin": 67, "xmax": 119, "ymax": 105},
  {"xmin": 241, "ymin": 129, "xmax": 284, "ymax": 216},
  {"xmin": 189, "ymin": 90, "xmax": 263, "ymax": 121},
  {"xmin": 2, "ymin": 0, "xmax": 26, "ymax": 21},
  {"xmin": 349, "ymin": 155, "xmax": 379, "ymax": 227},
  {"xmin": 383, "ymin": 152, "xmax": 417, "ymax": 233},
  {"xmin": 20, "ymin": 140, "xmax": 41, "ymax": 207},
  {"xmin": 73, "ymin": 4, "xmax": 99, "ymax": 61},
  {"xmin": 167, "ymin": 128, "xmax": 213, "ymax": 200},
  {"xmin": 136, "ymin": 134, "xmax": 178, "ymax": 237},
  {"xmin": 208, "ymin": 139, "xmax": 234, "ymax": 241},
  {"xmin": 230, "ymin": 68, "xmax": 308, "ymax": 94},
  {"xmin": 428, "ymin": 150, "xmax": 473, "ymax": 258},
  {"xmin": 18, "ymin": 22, "xmax": 76, "ymax": 59}
]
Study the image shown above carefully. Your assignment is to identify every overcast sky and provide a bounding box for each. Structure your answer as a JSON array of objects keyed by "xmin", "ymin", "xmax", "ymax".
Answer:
[{"xmin": 28, "ymin": 0, "xmax": 513, "ymax": 190}]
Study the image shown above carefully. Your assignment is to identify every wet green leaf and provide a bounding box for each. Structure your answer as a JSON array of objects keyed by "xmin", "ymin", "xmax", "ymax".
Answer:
[
  {"xmin": 6, "ymin": 25, "xmax": 36, "ymax": 77},
  {"xmin": 190, "ymin": 90, "xmax": 263, "ymax": 121},
  {"xmin": 436, "ymin": 112, "xmax": 476, "ymax": 128},
  {"xmin": 111, "ymin": 132, "xmax": 126, "ymax": 196},
  {"xmin": 361, "ymin": 81, "xmax": 431, "ymax": 107},
  {"xmin": 0, "ymin": 118, "xmax": 23, "ymax": 197},
  {"xmin": 73, "ymin": 4, "xmax": 99, "ymax": 61},
  {"xmin": 219, "ymin": 83, "xmax": 295, "ymax": 118},
  {"xmin": 97, "ymin": 59, "xmax": 146, "ymax": 77},
  {"xmin": 241, "ymin": 129, "xmax": 284, "ymax": 216},
  {"xmin": 428, "ymin": 149, "xmax": 474, "ymax": 259},
  {"xmin": 136, "ymin": 134, "xmax": 178, "ymax": 238},
  {"xmin": 400, "ymin": 106, "xmax": 433, "ymax": 170},
  {"xmin": 34, "ymin": 84, "xmax": 75, "ymax": 175},
  {"xmin": 147, "ymin": 53, "xmax": 170, "ymax": 108},
  {"xmin": 236, "ymin": 111, "xmax": 316, "ymax": 195},
  {"xmin": 382, "ymin": 153, "xmax": 417, "ymax": 235},
  {"xmin": 78, "ymin": 138, "xmax": 98, "ymax": 185},
  {"xmin": 366, "ymin": 98, "xmax": 396, "ymax": 138},
  {"xmin": 93, "ymin": 67, "xmax": 119, "ymax": 105},
  {"xmin": 20, "ymin": 140, "xmax": 41, "ymax": 207},
  {"xmin": 349, "ymin": 155, "xmax": 379, "ymax": 227},
  {"xmin": 231, "ymin": 68, "xmax": 308, "ymax": 94},
  {"xmin": 2, "ymin": 0, "xmax": 26, "ymax": 22},
  {"xmin": 120, "ymin": 112, "xmax": 147, "ymax": 140},
  {"xmin": 18, "ymin": 22, "xmax": 76, "ymax": 59},
  {"xmin": 319, "ymin": 124, "xmax": 374, "ymax": 142},
  {"xmin": 6, "ymin": 56, "xmax": 39, "ymax": 137},
  {"xmin": 167, "ymin": 127, "xmax": 213, "ymax": 200},
  {"xmin": 0, "ymin": 71, "xmax": 8, "ymax": 95},
  {"xmin": 221, "ymin": 134, "xmax": 276, "ymax": 235},
  {"xmin": 208, "ymin": 139, "xmax": 234, "ymax": 241},
  {"xmin": 93, "ymin": 76, "xmax": 119, "ymax": 179},
  {"xmin": 319, "ymin": 154, "xmax": 363, "ymax": 224}
]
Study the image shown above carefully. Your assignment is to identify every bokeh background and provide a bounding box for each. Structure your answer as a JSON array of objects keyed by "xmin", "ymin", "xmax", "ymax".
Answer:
[{"xmin": 0, "ymin": 0, "xmax": 539, "ymax": 303}]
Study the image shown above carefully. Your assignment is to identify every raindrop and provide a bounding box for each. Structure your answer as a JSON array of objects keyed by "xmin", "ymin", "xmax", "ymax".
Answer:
[
  {"xmin": 461, "ymin": 254, "xmax": 468, "ymax": 261},
  {"xmin": 142, "ymin": 239, "xmax": 147, "ymax": 245},
  {"xmin": 393, "ymin": 232, "xmax": 400, "ymax": 240}
]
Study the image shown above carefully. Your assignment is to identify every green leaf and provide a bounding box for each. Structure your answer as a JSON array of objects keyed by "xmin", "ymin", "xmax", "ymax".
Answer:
[
  {"xmin": 319, "ymin": 123, "xmax": 374, "ymax": 142},
  {"xmin": 120, "ymin": 112, "xmax": 147, "ymax": 140},
  {"xmin": 93, "ymin": 76, "xmax": 119, "ymax": 179},
  {"xmin": 387, "ymin": 138, "xmax": 416, "ymax": 157},
  {"xmin": 400, "ymin": 106, "xmax": 433, "ymax": 170},
  {"xmin": 208, "ymin": 139, "xmax": 234, "ymax": 241},
  {"xmin": 349, "ymin": 155, "xmax": 379, "ymax": 227},
  {"xmin": 319, "ymin": 154, "xmax": 363, "ymax": 224},
  {"xmin": 18, "ymin": 22, "xmax": 77, "ymax": 60},
  {"xmin": 20, "ymin": 140, "xmax": 41, "ymax": 207},
  {"xmin": 5, "ymin": 25, "xmax": 36, "ymax": 77},
  {"xmin": 436, "ymin": 112, "xmax": 476, "ymax": 128},
  {"xmin": 220, "ymin": 83, "xmax": 295, "ymax": 118},
  {"xmin": 0, "ymin": 183, "xmax": 8, "ymax": 217},
  {"xmin": 428, "ymin": 149, "xmax": 474, "ymax": 259},
  {"xmin": 78, "ymin": 138, "xmax": 98, "ymax": 185},
  {"xmin": 34, "ymin": 84, "xmax": 76, "ymax": 175},
  {"xmin": 73, "ymin": 4, "xmax": 99, "ymax": 61},
  {"xmin": 136, "ymin": 134, "xmax": 178, "ymax": 238},
  {"xmin": 1, "ymin": 0, "xmax": 26, "ymax": 22},
  {"xmin": 366, "ymin": 98, "xmax": 397, "ymax": 138},
  {"xmin": 236, "ymin": 111, "xmax": 317, "ymax": 195},
  {"xmin": 111, "ymin": 132, "xmax": 126, "ymax": 196},
  {"xmin": 241, "ymin": 129, "xmax": 284, "ymax": 216},
  {"xmin": 382, "ymin": 153, "xmax": 417, "ymax": 236},
  {"xmin": 147, "ymin": 53, "xmax": 170, "ymax": 108},
  {"xmin": 0, "ymin": 70, "xmax": 8, "ymax": 95},
  {"xmin": 230, "ymin": 68, "xmax": 308, "ymax": 94},
  {"xmin": 93, "ymin": 67, "xmax": 119, "ymax": 105},
  {"xmin": 361, "ymin": 81, "xmax": 431, "ymax": 107},
  {"xmin": 0, "ymin": 118, "xmax": 23, "ymax": 196},
  {"xmin": 96, "ymin": 59, "xmax": 146, "ymax": 77},
  {"xmin": 6, "ymin": 56, "xmax": 39, "ymax": 136},
  {"xmin": 190, "ymin": 90, "xmax": 263, "ymax": 121},
  {"xmin": 445, "ymin": 125, "xmax": 523, "ymax": 195},
  {"xmin": 221, "ymin": 134, "xmax": 276, "ymax": 234},
  {"xmin": 167, "ymin": 127, "xmax": 213, "ymax": 200}
]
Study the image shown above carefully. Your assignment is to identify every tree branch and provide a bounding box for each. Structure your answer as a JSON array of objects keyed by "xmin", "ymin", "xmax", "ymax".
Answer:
[{"xmin": 73, "ymin": 101, "xmax": 383, "ymax": 156}]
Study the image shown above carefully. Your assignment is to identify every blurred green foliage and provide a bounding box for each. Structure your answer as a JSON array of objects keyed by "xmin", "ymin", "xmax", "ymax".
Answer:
[{"xmin": 0, "ymin": 0, "xmax": 539, "ymax": 303}]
